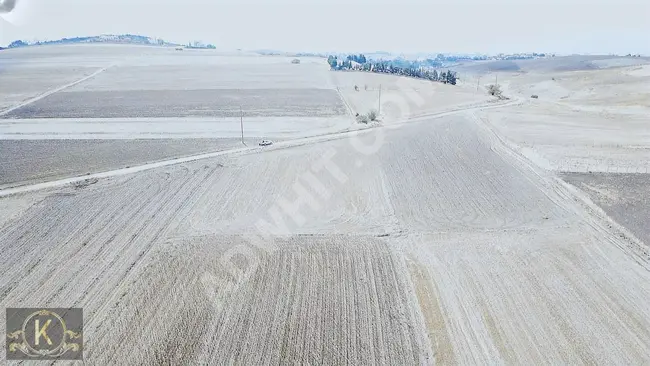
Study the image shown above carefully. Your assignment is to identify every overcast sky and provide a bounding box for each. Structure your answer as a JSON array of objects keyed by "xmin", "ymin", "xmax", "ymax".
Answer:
[{"xmin": 0, "ymin": 0, "xmax": 648, "ymax": 55}]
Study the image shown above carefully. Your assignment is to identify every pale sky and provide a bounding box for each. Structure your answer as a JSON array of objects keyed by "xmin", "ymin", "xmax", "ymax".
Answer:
[{"xmin": 0, "ymin": 0, "xmax": 648, "ymax": 55}]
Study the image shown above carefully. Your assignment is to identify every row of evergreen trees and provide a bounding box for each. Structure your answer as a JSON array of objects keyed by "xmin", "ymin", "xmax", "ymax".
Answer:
[{"xmin": 327, "ymin": 55, "xmax": 457, "ymax": 85}]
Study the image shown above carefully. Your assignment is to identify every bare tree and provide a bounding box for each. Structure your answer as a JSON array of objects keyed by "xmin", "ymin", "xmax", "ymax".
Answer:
[{"xmin": 356, "ymin": 114, "xmax": 369, "ymax": 124}]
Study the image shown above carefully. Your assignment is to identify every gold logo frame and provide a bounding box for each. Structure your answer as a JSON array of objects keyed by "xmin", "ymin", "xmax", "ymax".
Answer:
[{"xmin": 6, "ymin": 309, "xmax": 82, "ymax": 358}]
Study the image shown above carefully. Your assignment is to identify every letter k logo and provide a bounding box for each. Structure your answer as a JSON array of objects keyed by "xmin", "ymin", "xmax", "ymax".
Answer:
[{"xmin": 35, "ymin": 319, "xmax": 53, "ymax": 346}]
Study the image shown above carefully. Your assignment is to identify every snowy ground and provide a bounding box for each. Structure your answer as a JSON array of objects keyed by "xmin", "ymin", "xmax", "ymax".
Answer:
[
  {"xmin": 0, "ymin": 138, "xmax": 254, "ymax": 188},
  {"xmin": 1, "ymin": 47, "xmax": 650, "ymax": 364},
  {"xmin": 0, "ymin": 44, "xmax": 351, "ymax": 140},
  {"xmin": 561, "ymin": 173, "xmax": 650, "ymax": 245},
  {"xmin": 0, "ymin": 44, "xmax": 489, "ymax": 181},
  {"xmin": 469, "ymin": 57, "xmax": 650, "ymax": 174},
  {"xmin": 2, "ymin": 115, "xmax": 650, "ymax": 364}
]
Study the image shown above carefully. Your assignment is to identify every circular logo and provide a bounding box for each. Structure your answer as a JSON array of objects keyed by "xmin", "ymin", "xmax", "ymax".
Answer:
[{"xmin": 20, "ymin": 310, "xmax": 68, "ymax": 356}]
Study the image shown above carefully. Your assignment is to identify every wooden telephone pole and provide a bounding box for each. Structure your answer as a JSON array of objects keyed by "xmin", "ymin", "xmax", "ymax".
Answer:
[
  {"xmin": 378, "ymin": 84, "xmax": 382, "ymax": 115},
  {"xmin": 240, "ymin": 106, "xmax": 244, "ymax": 145}
]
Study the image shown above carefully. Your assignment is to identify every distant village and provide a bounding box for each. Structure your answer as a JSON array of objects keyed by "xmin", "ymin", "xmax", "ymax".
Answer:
[{"xmin": 0, "ymin": 34, "xmax": 216, "ymax": 50}]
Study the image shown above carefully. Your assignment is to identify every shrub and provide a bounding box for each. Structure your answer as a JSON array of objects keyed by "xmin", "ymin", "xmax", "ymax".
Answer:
[
  {"xmin": 487, "ymin": 84, "xmax": 502, "ymax": 97},
  {"xmin": 368, "ymin": 109, "xmax": 378, "ymax": 121},
  {"xmin": 356, "ymin": 114, "xmax": 369, "ymax": 124}
]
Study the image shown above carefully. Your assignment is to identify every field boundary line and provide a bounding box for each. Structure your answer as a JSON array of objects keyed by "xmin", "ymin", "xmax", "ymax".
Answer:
[
  {"xmin": 469, "ymin": 110, "xmax": 650, "ymax": 266},
  {"xmin": 0, "ymin": 99, "xmax": 519, "ymax": 197},
  {"xmin": 334, "ymin": 86, "xmax": 356, "ymax": 120},
  {"xmin": 0, "ymin": 145, "xmax": 253, "ymax": 197},
  {"xmin": 0, "ymin": 64, "xmax": 116, "ymax": 117},
  {"xmin": 553, "ymin": 175, "xmax": 650, "ymax": 265}
]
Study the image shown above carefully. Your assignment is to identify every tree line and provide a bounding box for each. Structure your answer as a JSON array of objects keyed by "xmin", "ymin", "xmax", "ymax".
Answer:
[{"xmin": 327, "ymin": 54, "xmax": 457, "ymax": 85}]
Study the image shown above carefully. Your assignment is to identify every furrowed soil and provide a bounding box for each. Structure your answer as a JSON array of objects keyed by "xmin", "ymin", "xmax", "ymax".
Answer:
[
  {"xmin": 2, "ymin": 89, "xmax": 347, "ymax": 119},
  {"xmin": 86, "ymin": 236, "xmax": 430, "ymax": 364},
  {"xmin": 331, "ymin": 71, "xmax": 492, "ymax": 123},
  {"xmin": 473, "ymin": 57, "xmax": 650, "ymax": 174},
  {"xmin": 2, "ymin": 47, "xmax": 650, "ymax": 364},
  {"xmin": 2, "ymin": 115, "xmax": 650, "ymax": 364},
  {"xmin": 561, "ymin": 172, "xmax": 650, "ymax": 245},
  {"xmin": 0, "ymin": 44, "xmax": 352, "ymax": 143},
  {"xmin": 0, "ymin": 65, "xmax": 98, "ymax": 111},
  {"xmin": 0, "ymin": 139, "xmax": 254, "ymax": 188}
]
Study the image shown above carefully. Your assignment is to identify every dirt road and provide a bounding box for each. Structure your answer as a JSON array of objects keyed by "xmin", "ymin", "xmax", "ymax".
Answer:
[
  {"xmin": 2, "ymin": 112, "xmax": 650, "ymax": 364},
  {"xmin": 2, "ymin": 47, "xmax": 650, "ymax": 363},
  {"xmin": 0, "ymin": 139, "xmax": 253, "ymax": 189}
]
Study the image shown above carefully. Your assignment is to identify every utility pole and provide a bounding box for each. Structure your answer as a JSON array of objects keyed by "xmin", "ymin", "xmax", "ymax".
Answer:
[
  {"xmin": 378, "ymin": 84, "xmax": 382, "ymax": 115},
  {"xmin": 477, "ymin": 76, "xmax": 481, "ymax": 92},
  {"xmin": 495, "ymin": 73, "xmax": 498, "ymax": 86},
  {"xmin": 240, "ymin": 106, "xmax": 244, "ymax": 145}
]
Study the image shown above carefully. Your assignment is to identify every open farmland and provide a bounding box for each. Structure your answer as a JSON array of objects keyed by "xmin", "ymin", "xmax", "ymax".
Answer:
[
  {"xmin": 1, "ymin": 47, "xmax": 650, "ymax": 364},
  {"xmin": 65, "ymin": 61, "xmax": 337, "ymax": 91},
  {"xmin": 85, "ymin": 235, "xmax": 431, "ymax": 364},
  {"xmin": 331, "ymin": 71, "xmax": 492, "ymax": 123},
  {"xmin": 469, "ymin": 56, "xmax": 650, "ymax": 174},
  {"xmin": 0, "ymin": 138, "xmax": 254, "ymax": 188},
  {"xmin": 2, "ymin": 110, "xmax": 650, "ymax": 363},
  {"xmin": 455, "ymin": 55, "xmax": 650, "ymax": 75},
  {"xmin": 1, "ymin": 52, "xmax": 345, "ymax": 119},
  {"xmin": 2, "ymin": 88, "xmax": 346, "ymax": 118},
  {"xmin": 0, "ymin": 65, "xmax": 97, "ymax": 111},
  {"xmin": 477, "ymin": 103, "xmax": 650, "ymax": 173},
  {"xmin": 377, "ymin": 115, "xmax": 571, "ymax": 231},
  {"xmin": 0, "ymin": 44, "xmax": 493, "ymax": 181},
  {"xmin": 561, "ymin": 172, "xmax": 650, "ymax": 245},
  {"xmin": 0, "ymin": 44, "xmax": 352, "ymax": 182},
  {"xmin": 0, "ymin": 44, "xmax": 347, "ymax": 121}
]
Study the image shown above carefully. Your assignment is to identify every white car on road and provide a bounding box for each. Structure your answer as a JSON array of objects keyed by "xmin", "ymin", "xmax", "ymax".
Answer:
[{"xmin": 259, "ymin": 140, "xmax": 273, "ymax": 146}]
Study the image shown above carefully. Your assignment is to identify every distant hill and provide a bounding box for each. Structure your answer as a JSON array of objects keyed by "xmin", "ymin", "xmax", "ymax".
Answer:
[
  {"xmin": 1, "ymin": 34, "xmax": 216, "ymax": 50},
  {"xmin": 453, "ymin": 54, "xmax": 650, "ymax": 75}
]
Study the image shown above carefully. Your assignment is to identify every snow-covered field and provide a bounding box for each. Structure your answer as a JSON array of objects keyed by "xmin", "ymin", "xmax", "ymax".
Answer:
[
  {"xmin": 2, "ymin": 116, "xmax": 650, "ymax": 364},
  {"xmin": 0, "ymin": 139, "xmax": 251, "ymax": 188},
  {"xmin": 561, "ymin": 172, "xmax": 650, "ymax": 245},
  {"xmin": 471, "ymin": 57, "xmax": 650, "ymax": 174},
  {"xmin": 0, "ymin": 45, "xmax": 491, "ymax": 140},
  {"xmin": 331, "ymin": 71, "xmax": 493, "ymax": 123},
  {"xmin": 0, "ymin": 44, "xmax": 351, "ymax": 139},
  {"xmin": 1, "ymin": 46, "xmax": 650, "ymax": 364}
]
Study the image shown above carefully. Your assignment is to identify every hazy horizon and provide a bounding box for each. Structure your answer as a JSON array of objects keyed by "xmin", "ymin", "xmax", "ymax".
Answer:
[{"xmin": 1, "ymin": 0, "xmax": 648, "ymax": 55}]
